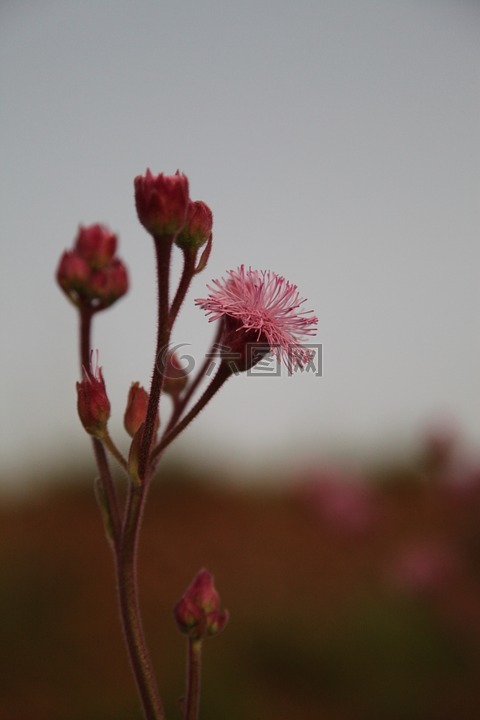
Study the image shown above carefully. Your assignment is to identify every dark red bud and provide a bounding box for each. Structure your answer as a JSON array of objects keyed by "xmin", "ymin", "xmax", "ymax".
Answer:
[
  {"xmin": 174, "ymin": 569, "xmax": 229, "ymax": 640},
  {"xmin": 56, "ymin": 250, "xmax": 91, "ymax": 300},
  {"xmin": 134, "ymin": 169, "xmax": 190, "ymax": 238},
  {"xmin": 88, "ymin": 259, "xmax": 129, "ymax": 308},
  {"xmin": 124, "ymin": 382, "xmax": 159, "ymax": 438},
  {"xmin": 75, "ymin": 224, "xmax": 117, "ymax": 268},
  {"xmin": 76, "ymin": 355, "xmax": 111, "ymax": 436},
  {"xmin": 175, "ymin": 200, "xmax": 213, "ymax": 251}
]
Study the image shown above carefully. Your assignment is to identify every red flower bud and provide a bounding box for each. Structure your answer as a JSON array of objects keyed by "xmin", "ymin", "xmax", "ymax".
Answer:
[
  {"xmin": 175, "ymin": 200, "xmax": 213, "ymax": 251},
  {"xmin": 76, "ymin": 353, "xmax": 111, "ymax": 436},
  {"xmin": 57, "ymin": 225, "xmax": 128, "ymax": 312},
  {"xmin": 134, "ymin": 169, "xmax": 190, "ymax": 238},
  {"xmin": 174, "ymin": 569, "xmax": 229, "ymax": 640},
  {"xmin": 124, "ymin": 382, "xmax": 159, "ymax": 438},
  {"xmin": 75, "ymin": 224, "xmax": 117, "ymax": 269},
  {"xmin": 89, "ymin": 259, "xmax": 129, "ymax": 308},
  {"xmin": 161, "ymin": 352, "xmax": 189, "ymax": 397},
  {"xmin": 56, "ymin": 250, "xmax": 91, "ymax": 299}
]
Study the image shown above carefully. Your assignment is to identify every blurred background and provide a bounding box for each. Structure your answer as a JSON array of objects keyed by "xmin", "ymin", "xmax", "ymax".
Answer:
[{"xmin": 1, "ymin": 1, "xmax": 479, "ymax": 718}]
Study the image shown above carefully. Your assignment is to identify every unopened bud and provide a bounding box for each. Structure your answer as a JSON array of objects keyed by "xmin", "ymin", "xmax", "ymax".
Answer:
[
  {"xmin": 175, "ymin": 200, "xmax": 213, "ymax": 251},
  {"xmin": 124, "ymin": 382, "xmax": 151, "ymax": 437},
  {"xmin": 76, "ymin": 353, "xmax": 111, "ymax": 436},
  {"xmin": 56, "ymin": 225, "xmax": 129, "ymax": 312},
  {"xmin": 75, "ymin": 224, "xmax": 117, "ymax": 268},
  {"xmin": 134, "ymin": 169, "xmax": 189, "ymax": 238},
  {"xmin": 89, "ymin": 259, "xmax": 129, "ymax": 308},
  {"xmin": 162, "ymin": 352, "xmax": 189, "ymax": 397},
  {"xmin": 174, "ymin": 569, "xmax": 229, "ymax": 640},
  {"xmin": 56, "ymin": 250, "xmax": 91, "ymax": 299}
]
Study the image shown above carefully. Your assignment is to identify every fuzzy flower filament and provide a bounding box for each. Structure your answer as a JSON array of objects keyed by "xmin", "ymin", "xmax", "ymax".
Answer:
[{"xmin": 196, "ymin": 265, "xmax": 318, "ymax": 372}]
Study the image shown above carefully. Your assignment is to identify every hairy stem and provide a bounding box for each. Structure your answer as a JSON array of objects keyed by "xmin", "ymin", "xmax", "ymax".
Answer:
[
  {"xmin": 184, "ymin": 639, "xmax": 202, "ymax": 720},
  {"xmin": 139, "ymin": 238, "xmax": 172, "ymax": 480},
  {"xmin": 117, "ymin": 484, "xmax": 164, "ymax": 720},
  {"xmin": 149, "ymin": 361, "xmax": 231, "ymax": 468},
  {"xmin": 100, "ymin": 430, "xmax": 128, "ymax": 471},
  {"xmin": 79, "ymin": 306, "xmax": 121, "ymax": 545},
  {"xmin": 165, "ymin": 321, "xmax": 224, "ymax": 437},
  {"xmin": 169, "ymin": 249, "xmax": 196, "ymax": 327}
]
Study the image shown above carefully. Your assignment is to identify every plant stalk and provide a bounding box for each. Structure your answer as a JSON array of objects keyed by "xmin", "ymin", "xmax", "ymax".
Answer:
[
  {"xmin": 184, "ymin": 639, "xmax": 202, "ymax": 720},
  {"xmin": 116, "ymin": 484, "xmax": 165, "ymax": 720},
  {"xmin": 138, "ymin": 238, "xmax": 172, "ymax": 480}
]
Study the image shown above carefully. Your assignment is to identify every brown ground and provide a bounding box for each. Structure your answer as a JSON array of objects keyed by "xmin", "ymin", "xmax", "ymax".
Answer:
[{"xmin": 2, "ymin": 458, "xmax": 480, "ymax": 720}]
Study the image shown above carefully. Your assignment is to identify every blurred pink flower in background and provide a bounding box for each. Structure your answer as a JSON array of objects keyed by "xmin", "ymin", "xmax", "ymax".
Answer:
[
  {"xmin": 388, "ymin": 540, "xmax": 460, "ymax": 597},
  {"xmin": 421, "ymin": 421, "xmax": 458, "ymax": 474},
  {"xmin": 296, "ymin": 465, "xmax": 378, "ymax": 536},
  {"xmin": 421, "ymin": 422, "xmax": 480, "ymax": 504}
]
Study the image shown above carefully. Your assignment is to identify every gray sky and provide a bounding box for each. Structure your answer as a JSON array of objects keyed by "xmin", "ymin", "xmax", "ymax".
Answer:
[{"xmin": 1, "ymin": 0, "xmax": 479, "ymax": 489}]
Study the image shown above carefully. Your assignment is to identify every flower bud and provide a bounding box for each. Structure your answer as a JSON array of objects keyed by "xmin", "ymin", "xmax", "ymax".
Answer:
[
  {"xmin": 75, "ymin": 224, "xmax": 117, "ymax": 268},
  {"xmin": 56, "ymin": 250, "xmax": 91, "ymax": 299},
  {"xmin": 175, "ymin": 200, "xmax": 213, "ymax": 251},
  {"xmin": 124, "ymin": 382, "xmax": 149, "ymax": 437},
  {"xmin": 134, "ymin": 169, "xmax": 189, "ymax": 237},
  {"xmin": 76, "ymin": 354, "xmax": 111, "ymax": 436},
  {"xmin": 174, "ymin": 569, "xmax": 229, "ymax": 640},
  {"xmin": 56, "ymin": 225, "xmax": 129, "ymax": 312},
  {"xmin": 161, "ymin": 352, "xmax": 189, "ymax": 397},
  {"xmin": 89, "ymin": 259, "xmax": 129, "ymax": 308}
]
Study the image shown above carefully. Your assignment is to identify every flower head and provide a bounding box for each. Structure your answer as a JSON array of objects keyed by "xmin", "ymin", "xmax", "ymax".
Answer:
[{"xmin": 195, "ymin": 265, "xmax": 317, "ymax": 371}]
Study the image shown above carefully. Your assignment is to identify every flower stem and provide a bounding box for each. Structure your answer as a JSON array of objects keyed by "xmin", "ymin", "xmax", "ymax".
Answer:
[
  {"xmin": 165, "ymin": 321, "xmax": 224, "ymax": 436},
  {"xmin": 149, "ymin": 361, "xmax": 231, "ymax": 468},
  {"xmin": 79, "ymin": 306, "xmax": 121, "ymax": 545},
  {"xmin": 169, "ymin": 249, "xmax": 196, "ymax": 327},
  {"xmin": 100, "ymin": 430, "xmax": 128, "ymax": 471},
  {"xmin": 116, "ymin": 483, "xmax": 164, "ymax": 720},
  {"xmin": 139, "ymin": 238, "xmax": 172, "ymax": 480},
  {"xmin": 184, "ymin": 639, "xmax": 202, "ymax": 720}
]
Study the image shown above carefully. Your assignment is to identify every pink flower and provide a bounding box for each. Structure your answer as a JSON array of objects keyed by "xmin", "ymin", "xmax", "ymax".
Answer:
[
  {"xmin": 195, "ymin": 265, "xmax": 317, "ymax": 371},
  {"xmin": 297, "ymin": 466, "xmax": 376, "ymax": 536},
  {"xmin": 389, "ymin": 541, "xmax": 459, "ymax": 597}
]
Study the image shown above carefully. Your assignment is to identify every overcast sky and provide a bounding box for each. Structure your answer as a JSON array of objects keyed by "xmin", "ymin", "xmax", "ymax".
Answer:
[{"xmin": 1, "ymin": 0, "xmax": 479, "ymax": 490}]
